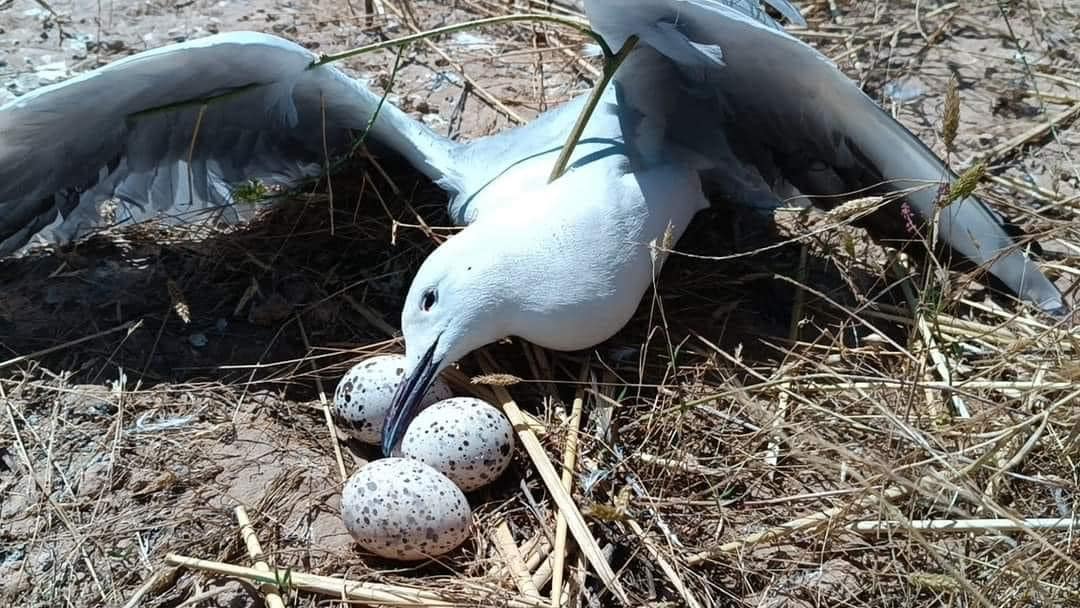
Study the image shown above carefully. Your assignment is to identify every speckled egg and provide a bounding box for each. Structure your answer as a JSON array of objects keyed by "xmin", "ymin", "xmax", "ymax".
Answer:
[
  {"xmin": 341, "ymin": 458, "xmax": 471, "ymax": 560},
  {"xmin": 332, "ymin": 354, "xmax": 452, "ymax": 444},
  {"xmin": 400, "ymin": 397, "xmax": 515, "ymax": 492}
]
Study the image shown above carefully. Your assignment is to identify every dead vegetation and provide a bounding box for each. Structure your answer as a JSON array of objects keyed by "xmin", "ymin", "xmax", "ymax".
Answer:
[{"xmin": 1, "ymin": 1, "xmax": 1078, "ymax": 607}]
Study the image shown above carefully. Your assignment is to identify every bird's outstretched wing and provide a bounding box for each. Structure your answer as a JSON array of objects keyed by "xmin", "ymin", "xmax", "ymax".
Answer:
[
  {"xmin": 585, "ymin": 0, "xmax": 1067, "ymax": 316},
  {"xmin": 0, "ymin": 31, "xmax": 462, "ymax": 255}
]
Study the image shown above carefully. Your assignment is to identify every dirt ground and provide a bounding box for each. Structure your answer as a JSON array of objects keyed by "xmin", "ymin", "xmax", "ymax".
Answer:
[{"xmin": 1, "ymin": 1, "xmax": 1078, "ymax": 607}]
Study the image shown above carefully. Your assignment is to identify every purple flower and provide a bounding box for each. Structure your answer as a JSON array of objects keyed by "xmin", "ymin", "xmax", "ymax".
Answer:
[{"xmin": 900, "ymin": 201, "xmax": 918, "ymax": 235}]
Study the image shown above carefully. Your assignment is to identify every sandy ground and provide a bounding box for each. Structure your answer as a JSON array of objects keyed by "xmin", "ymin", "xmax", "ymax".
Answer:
[{"xmin": 1, "ymin": 1, "xmax": 1078, "ymax": 607}]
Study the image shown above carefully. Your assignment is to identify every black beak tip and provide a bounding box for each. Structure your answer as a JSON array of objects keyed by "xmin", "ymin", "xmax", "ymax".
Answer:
[
  {"xmin": 380, "ymin": 423, "xmax": 400, "ymax": 457},
  {"xmin": 380, "ymin": 385, "xmax": 411, "ymax": 457},
  {"xmin": 381, "ymin": 340, "xmax": 441, "ymax": 458}
]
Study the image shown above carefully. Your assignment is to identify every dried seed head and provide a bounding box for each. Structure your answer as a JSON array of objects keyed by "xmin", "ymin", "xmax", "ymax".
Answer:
[
  {"xmin": 614, "ymin": 485, "xmax": 632, "ymax": 512},
  {"xmin": 583, "ymin": 503, "xmax": 629, "ymax": 522},
  {"xmin": 825, "ymin": 195, "xmax": 885, "ymax": 222},
  {"xmin": 910, "ymin": 573, "xmax": 963, "ymax": 593},
  {"xmin": 649, "ymin": 220, "xmax": 677, "ymax": 266},
  {"xmin": 660, "ymin": 220, "xmax": 675, "ymax": 251},
  {"xmin": 942, "ymin": 77, "xmax": 961, "ymax": 152},
  {"xmin": 944, "ymin": 162, "xmax": 986, "ymax": 206},
  {"xmin": 167, "ymin": 279, "xmax": 191, "ymax": 324},
  {"xmin": 471, "ymin": 373, "xmax": 522, "ymax": 386}
]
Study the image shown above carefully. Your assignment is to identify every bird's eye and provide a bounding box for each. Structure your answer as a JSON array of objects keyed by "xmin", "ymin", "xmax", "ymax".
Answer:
[{"xmin": 420, "ymin": 288, "xmax": 438, "ymax": 312}]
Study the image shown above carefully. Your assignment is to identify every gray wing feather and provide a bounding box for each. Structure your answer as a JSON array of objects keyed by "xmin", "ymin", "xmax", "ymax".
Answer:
[
  {"xmin": 585, "ymin": 0, "xmax": 1066, "ymax": 315},
  {"xmin": 0, "ymin": 31, "xmax": 462, "ymax": 254}
]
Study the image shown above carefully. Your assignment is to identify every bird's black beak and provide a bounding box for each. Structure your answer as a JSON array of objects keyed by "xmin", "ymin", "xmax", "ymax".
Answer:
[{"xmin": 381, "ymin": 338, "xmax": 441, "ymax": 456}]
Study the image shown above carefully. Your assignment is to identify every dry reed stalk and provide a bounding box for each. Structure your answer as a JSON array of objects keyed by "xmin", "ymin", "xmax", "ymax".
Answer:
[
  {"xmin": 296, "ymin": 315, "xmax": 349, "ymax": 482},
  {"xmin": 550, "ymin": 363, "xmax": 587, "ymax": 607},
  {"xmin": 684, "ymin": 430, "xmax": 1023, "ymax": 567},
  {"xmin": 849, "ymin": 517, "xmax": 1079, "ymax": 534},
  {"xmin": 235, "ymin": 507, "xmax": 287, "ymax": 608},
  {"xmin": 630, "ymin": 452, "xmax": 729, "ymax": 477},
  {"xmin": 344, "ymin": 293, "xmax": 399, "ymax": 338},
  {"xmin": 366, "ymin": 5, "xmax": 529, "ymax": 123},
  {"xmin": 804, "ymin": 379, "xmax": 1075, "ymax": 392},
  {"xmin": 766, "ymin": 385, "xmax": 790, "ymax": 478},
  {"xmin": 766, "ymin": 244, "xmax": 808, "ymax": 478},
  {"xmin": 166, "ymin": 553, "xmax": 548, "ymax": 608},
  {"xmin": 625, "ymin": 519, "xmax": 703, "ymax": 608},
  {"xmin": 527, "ymin": 535, "xmax": 553, "ymax": 571},
  {"xmin": 986, "ymin": 173, "xmax": 1072, "ymax": 206},
  {"xmin": 531, "ymin": 550, "xmax": 554, "ymax": 592},
  {"xmin": 491, "ymin": 519, "xmax": 543, "ymax": 599},
  {"xmin": 502, "ymin": 533, "xmax": 554, "ymax": 590},
  {"xmin": 976, "ymin": 103, "xmax": 1080, "ymax": 164},
  {"xmin": 364, "ymin": 0, "xmax": 384, "ymax": 25},
  {"xmin": 496, "ymin": 531, "xmax": 551, "ymax": 574},
  {"xmin": 895, "ymin": 252, "xmax": 970, "ymax": 418},
  {"xmin": 478, "ymin": 352, "xmax": 630, "ymax": 604},
  {"xmin": 175, "ymin": 588, "xmax": 229, "ymax": 608},
  {"xmin": 120, "ymin": 568, "xmax": 181, "ymax": 608},
  {"xmin": 443, "ymin": 367, "xmax": 550, "ymax": 436},
  {"xmin": 686, "ymin": 488, "xmax": 903, "ymax": 565},
  {"xmin": 0, "ymin": 319, "xmax": 143, "ymax": 370}
]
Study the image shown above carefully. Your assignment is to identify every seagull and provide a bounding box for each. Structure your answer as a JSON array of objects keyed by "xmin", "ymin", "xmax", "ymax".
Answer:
[
  {"xmin": 383, "ymin": 0, "xmax": 1071, "ymax": 453},
  {"xmin": 0, "ymin": 1, "xmax": 1066, "ymax": 458}
]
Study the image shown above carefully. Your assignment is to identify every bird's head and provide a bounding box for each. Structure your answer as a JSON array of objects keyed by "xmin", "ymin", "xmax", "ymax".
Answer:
[{"xmin": 380, "ymin": 230, "xmax": 511, "ymax": 455}]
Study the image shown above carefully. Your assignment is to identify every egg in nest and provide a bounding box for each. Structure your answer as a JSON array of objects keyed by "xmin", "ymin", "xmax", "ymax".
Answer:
[
  {"xmin": 333, "ymin": 354, "xmax": 452, "ymax": 444},
  {"xmin": 400, "ymin": 397, "xmax": 514, "ymax": 492},
  {"xmin": 341, "ymin": 458, "xmax": 471, "ymax": 560}
]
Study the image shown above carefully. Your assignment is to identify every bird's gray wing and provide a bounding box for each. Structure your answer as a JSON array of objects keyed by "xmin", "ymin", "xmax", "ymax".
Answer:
[
  {"xmin": 0, "ymin": 31, "xmax": 463, "ymax": 255},
  {"xmin": 585, "ymin": 0, "xmax": 1066, "ymax": 316}
]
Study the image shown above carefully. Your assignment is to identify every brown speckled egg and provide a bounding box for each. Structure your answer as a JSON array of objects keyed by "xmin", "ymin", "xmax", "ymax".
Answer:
[
  {"xmin": 332, "ymin": 354, "xmax": 452, "ymax": 444},
  {"xmin": 400, "ymin": 397, "xmax": 515, "ymax": 492},
  {"xmin": 341, "ymin": 458, "xmax": 471, "ymax": 561}
]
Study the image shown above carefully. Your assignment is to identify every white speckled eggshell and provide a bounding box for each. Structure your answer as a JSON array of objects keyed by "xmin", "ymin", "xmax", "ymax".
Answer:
[
  {"xmin": 341, "ymin": 458, "xmax": 471, "ymax": 561},
  {"xmin": 400, "ymin": 397, "xmax": 515, "ymax": 492},
  {"xmin": 332, "ymin": 354, "xmax": 452, "ymax": 444}
]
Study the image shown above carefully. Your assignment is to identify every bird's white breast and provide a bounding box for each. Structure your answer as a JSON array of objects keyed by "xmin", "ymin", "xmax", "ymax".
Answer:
[{"xmin": 473, "ymin": 157, "xmax": 709, "ymax": 352}]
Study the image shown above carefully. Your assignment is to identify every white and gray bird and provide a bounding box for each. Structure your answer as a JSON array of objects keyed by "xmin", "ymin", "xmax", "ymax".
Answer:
[{"xmin": 0, "ymin": 1, "xmax": 1067, "ymax": 456}]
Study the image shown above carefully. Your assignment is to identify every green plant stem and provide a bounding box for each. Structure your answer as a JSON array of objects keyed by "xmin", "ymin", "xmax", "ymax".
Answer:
[
  {"xmin": 310, "ymin": 13, "xmax": 612, "ymax": 68},
  {"xmin": 129, "ymin": 83, "xmax": 262, "ymax": 119},
  {"xmin": 547, "ymin": 35, "xmax": 638, "ymax": 183},
  {"xmin": 333, "ymin": 45, "xmax": 407, "ymax": 171}
]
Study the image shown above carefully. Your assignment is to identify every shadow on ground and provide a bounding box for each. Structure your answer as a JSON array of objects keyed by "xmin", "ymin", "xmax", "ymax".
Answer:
[{"xmin": 0, "ymin": 153, "xmax": 929, "ymax": 397}]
